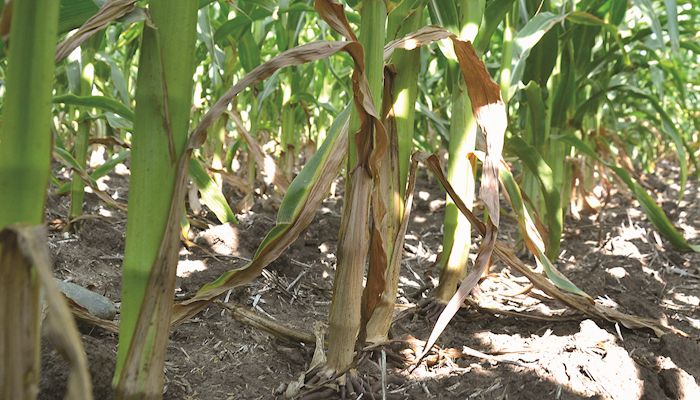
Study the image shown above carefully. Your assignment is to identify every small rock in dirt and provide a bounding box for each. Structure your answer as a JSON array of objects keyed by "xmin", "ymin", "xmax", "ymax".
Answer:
[{"xmin": 55, "ymin": 279, "xmax": 117, "ymax": 320}]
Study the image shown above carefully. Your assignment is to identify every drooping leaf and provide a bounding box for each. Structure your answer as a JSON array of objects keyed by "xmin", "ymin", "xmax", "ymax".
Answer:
[
  {"xmin": 557, "ymin": 134, "xmax": 700, "ymax": 252},
  {"xmin": 499, "ymin": 164, "xmax": 588, "ymax": 296},
  {"xmin": 188, "ymin": 157, "xmax": 238, "ymax": 225},
  {"xmin": 510, "ymin": 11, "xmax": 566, "ymax": 91},
  {"xmin": 54, "ymin": 150, "xmax": 129, "ymax": 195},
  {"xmin": 55, "ymin": 0, "xmax": 138, "ymax": 63},
  {"xmin": 173, "ymin": 105, "xmax": 352, "ymax": 324},
  {"xmin": 53, "ymin": 93, "xmax": 134, "ymax": 121},
  {"xmin": 506, "ymin": 136, "xmax": 562, "ymax": 258}
]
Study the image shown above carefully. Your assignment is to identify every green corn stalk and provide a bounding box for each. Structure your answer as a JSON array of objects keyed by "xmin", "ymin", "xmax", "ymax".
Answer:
[
  {"xmin": 364, "ymin": 0, "xmax": 425, "ymax": 344},
  {"xmin": 0, "ymin": 1, "xmax": 60, "ymax": 398},
  {"xmin": 433, "ymin": 0, "xmax": 484, "ymax": 304},
  {"xmin": 326, "ymin": 0, "xmax": 386, "ymax": 373},
  {"xmin": 521, "ymin": 81, "xmax": 547, "ymax": 220},
  {"xmin": 114, "ymin": 0, "xmax": 198, "ymax": 396},
  {"xmin": 69, "ymin": 41, "xmax": 97, "ymax": 224},
  {"xmin": 278, "ymin": 1, "xmax": 307, "ymax": 181},
  {"xmin": 280, "ymin": 71, "xmax": 296, "ymax": 180},
  {"xmin": 499, "ymin": 7, "xmax": 516, "ymax": 102}
]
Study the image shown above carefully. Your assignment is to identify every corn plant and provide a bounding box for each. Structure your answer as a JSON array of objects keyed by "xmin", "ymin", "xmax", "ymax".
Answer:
[
  {"xmin": 501, "ymin": 0, "xmax": 699, "ymax": 256},
  {"xmin": 3, "ymin": 0, "xmax": 698, "ymax": 397},
  {"xmin": 68, "ymin": 37, "xmax": 98, "ymax": 226},
  {"xmin": 0, "ymin": 2, "xmax": 91, "ymax": 399},
  {"xmin": 363, "ymin": 0, "xmax": 426, "ymax": 344},
  {"xmin": 428, "ymin": 0, "xmax": 484, "ymax": 305},
  {"xmin": 113, "ymin": 0, "xmax": 198, "ymax": 397}
]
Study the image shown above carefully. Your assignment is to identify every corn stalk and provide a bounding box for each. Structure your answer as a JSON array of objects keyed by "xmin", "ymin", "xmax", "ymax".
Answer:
[
  {"xmin": 114, "ymin": 0, "xmax": 198, "ymax": 397},
  {"xmin": 364, "ymin": 0, "xmax": 425, "ymax": 344},
  {"xmin": 326, "ymin": 0, "xmax": 387, "ymax": 373},
  {"xmin": 433, "ymin": 0, "xmax": 484, "ymax": 303},
  {"xmin": 68, "ymin": 39, "xmax": 97, "ymax": 225},
  {"xmin": 0, "ymin": 1, "xmax": 60, "ymax": 398}
]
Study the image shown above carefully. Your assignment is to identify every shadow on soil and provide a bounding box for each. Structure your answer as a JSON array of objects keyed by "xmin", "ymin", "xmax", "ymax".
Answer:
[{"xmin": 39, "ymin": 167, "xmax": 699, "ymax": 399}]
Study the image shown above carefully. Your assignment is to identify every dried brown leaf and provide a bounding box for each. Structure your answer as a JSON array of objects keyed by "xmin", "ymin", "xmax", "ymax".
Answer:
[
  {"xmin": 416, "ymin": 225, "xmax": 496, "ymax": 364},
  {"xmin": 420, "ymin": 153, "xmax": 680, "ymax": 349},
  {"xmin": 66, "ymin": 297, "xmax": 120, "ymax": 333},
  {"xmin": 171, "ymin": 118, "xmax": 350, "ymax": 324},
  {"xmin": 229, "ymin": 110, "xmax": 290, "ymax": 191},
  {"xmin": 383, "ymin": 26, "xmax": 506, "ymax": 227},
  {"xmin": 362, "ymin": 154, "xmax": 420, "ymax": 334},
  {"xmin": 314, "ymin": 0, "xmax": 358, "ymax": 42}
]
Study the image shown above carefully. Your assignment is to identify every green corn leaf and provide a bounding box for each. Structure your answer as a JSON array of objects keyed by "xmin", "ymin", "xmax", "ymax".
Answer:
[
  {"xmin": 500, "ymin": 166, "xmax": 588, "ymax": 296},
  {"xmin": 200, "ymin": 104, "xmax": 351, "ymax": 290},
  {"xmin": 510, "ymin": 11, "xmax": 565, "ymax": 93},
  {"xmin": 506, "ymin": 136, "xmax": 562, "ymax": 259},
  {"xmin": 238, "ymin": 29, "xmax": 262, "ymax": 72},
  {"xmin": 54, "ymin": 146, "xmax": 100, "ymax": 189},
  {"xmin": 96, "ymin": 54, "xmax": 131, "ymax": 105},
  {"xmin": 633, "ymin": 0, "xmax": 664, "ymax": 50},
  {"xmin": 104, "ymin": 111, "xmax": 133, "ymax": 130},
  {"xmin": 53, "ymin": 93, "xmax": 134, "ymax": 121},
  {"xmin": 618, "ymin": 85, "xmax": 689, "ymax": 194},
  {"xmin": 566, "ymin": 11, "xmax": 629, "ymax": 65},
  {"xmin": 512, "ymin": 10, "xmax": 630, "ymax": 94},
  {"xmin": 90, "ymin": 149, "xmax": 129, "ymax": 179},
  {"xmin": 213, "ymin": 8, "xmax": 271, "ymax": 44},
  {"xmin": 214, "ymin": 16, "xmax": 253, "ymax": 43},
  {"xmin": 610, "ymin": 0, "xmax": 628, "ymax": 25},
  {"xmin": 556, "ymin": 134, "xmax": 700, "ymax": 252},
  {"xmin": 274, "ymin": 104, "xmax": 351, "ymax": 226},
  {"xmin": 473, "ymin": 0, "xmax": 516, "ymax": 54},
  {"xmin": 55, "ymin": 150, "xmax": 129, "ymax": 195},
  {"xmin": 188, "ymin": 157, "xmax": 238, "ymax": 224}
]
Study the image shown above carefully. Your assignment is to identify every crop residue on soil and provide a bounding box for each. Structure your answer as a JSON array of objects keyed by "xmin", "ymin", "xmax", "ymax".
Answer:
[{"xmin": 41, "ymin": 164, "xmax": 699, "ymax": 399}]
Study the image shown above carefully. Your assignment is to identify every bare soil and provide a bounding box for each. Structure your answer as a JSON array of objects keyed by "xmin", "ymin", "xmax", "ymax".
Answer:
[{"xmin": 40, "ymin": 162, "xmax": 700, "ymax": 399}]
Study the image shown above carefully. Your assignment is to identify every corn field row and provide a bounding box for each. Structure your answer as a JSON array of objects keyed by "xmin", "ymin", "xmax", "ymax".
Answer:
[{"xmin": 0, "ymin": 0, "xmax": 698, "ymax": 398}]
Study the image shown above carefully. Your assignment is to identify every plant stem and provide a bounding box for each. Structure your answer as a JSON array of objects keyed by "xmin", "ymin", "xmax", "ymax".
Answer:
[
  {"xmin": 326, "ymin": 0, "xmax": 386, "ymax": 372},
  {"xmin": 114, "ymin": 0, "xmax": 198, "ymax": 395},
  {"xmin": 435, "ymin": 0, "xmax": 483, "ymax": 303},
  {"xmin": 0, "ymin": 1, "xmax": 59, "ymax": 398},
  {"xmin": 365, "ymin": 0, "xmax": 424, "ymax": 343}
]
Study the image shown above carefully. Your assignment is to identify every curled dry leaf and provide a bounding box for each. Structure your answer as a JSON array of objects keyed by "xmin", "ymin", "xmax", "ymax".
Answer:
[
  {"xmin": 361, "ymin": 153, "xmax": 419, "ymax": 334},
  {"xmin": 417, "ymin": 153, "xmax": 680, "ymax": 361},
  {"xmin": 229, "ymin": 110, "xmax": 291, "ymax": 191},
  {"xmin": 383, "ymin": 25, "xmax": 506, "ymax": 226},
  {"xmin": 55, "ymin": 0, "xmax": 137, "ymax": 63},
  {"xmin": 172, "ymin": 0, "xmax": 389, "ymax": 325}
]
